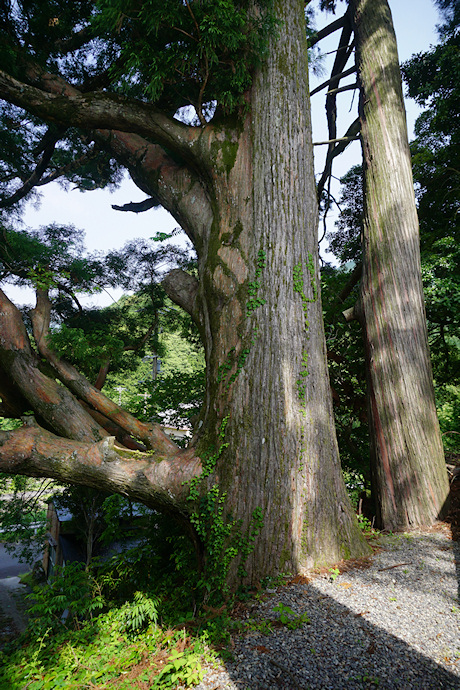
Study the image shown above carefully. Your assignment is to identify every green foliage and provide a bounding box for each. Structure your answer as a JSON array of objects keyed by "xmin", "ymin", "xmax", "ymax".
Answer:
[
  {"xmin": 246, "ymin": 250, "xmax": 267, "ymax": 314},
  {"xmin": 293, "ymin": 253, "xmax": 319, "ymax": 403},
  {"xmin": 273, "ymin": 602, "xmax": 310, "ymax": 630},
  {"xmin": 0, "ymin": 472, "xmax": 51, "ymax": 566},
  {"xmin": 189, "ymin": 485, "xmax": 264, "ymax": 602},
  {"xmin": 183, "ymin": 417, "xmax": 264, "ymax": 604},
  {"xmin": 328, "ymin": 566, "xmax": 340, "ymax": 582},
  {"xmin": 26, "ymin": 562, "xmax": 104, "ymax": 635},
  {"xmin": 116, "ymin": 590, "xmax": 159, "ymax": 633},
  {"xmin": 436, "ymin": 384, "xmax": 460, "ymax": 452},
  {"xmin": 0, "ymin": 224, "xmax": 102, "ymax": 294},
  {"xmin": 151, "ymin": 647, "xmax": 204, "ymax": 688},
  {"xmin": 95, "ymin": 0, "xmax": 278, "ymax": 118},
  {"xmin": 0, "ymin": 605, "xmax": 215, "ymax": 689},
  {"xmin": 48, "ymin": 323, "xmax": 125, "ymax": 377},
  {"xmin": 401, "ymin": 3, "xmax": 460, "ymax": 391},
  {"xmin": 356, "ymin": 513, "xmax": 378, "ymax": 537},
  {"xmin": 325, "ymin": 165, "xmax": 363, "ymax": 264}
]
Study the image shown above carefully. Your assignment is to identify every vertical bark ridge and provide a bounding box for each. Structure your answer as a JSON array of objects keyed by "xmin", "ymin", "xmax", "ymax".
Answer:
[
  {"xmin": 202, "ymin": 0, "xmax": 369, "ymax": 582},
  {"xmin": 352, "ymin": 0, "xmax": 450, "ymax": 529}
]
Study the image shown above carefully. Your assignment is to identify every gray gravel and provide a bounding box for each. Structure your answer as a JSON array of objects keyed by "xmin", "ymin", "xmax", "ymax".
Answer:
[{"xmin": 196, "ymin": 530, "xmax": 460, "ymax": 689}]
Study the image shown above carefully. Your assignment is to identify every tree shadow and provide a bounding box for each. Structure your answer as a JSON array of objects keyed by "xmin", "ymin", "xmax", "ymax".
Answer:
[{"xmin": 220, "ymin": 546, "xmax": 460, "ymax": 689}]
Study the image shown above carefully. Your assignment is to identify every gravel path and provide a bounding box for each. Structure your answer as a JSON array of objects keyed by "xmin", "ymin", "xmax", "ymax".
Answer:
[{"xmin": 196, "ymin": 530, "xmax": 460, "ymax": 689}]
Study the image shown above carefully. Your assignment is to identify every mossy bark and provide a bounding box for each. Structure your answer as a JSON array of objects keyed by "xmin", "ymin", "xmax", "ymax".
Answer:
[
  {"xmin": 185, "ymin": 0, "xmax": 369, "ymax": 581},
  {"xmin": 351, "ymin": 0, "xmax": 450, "ymax": 530}
]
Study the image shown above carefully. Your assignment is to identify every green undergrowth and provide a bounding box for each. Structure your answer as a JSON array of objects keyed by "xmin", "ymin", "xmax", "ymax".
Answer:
[
  {"xmin": 0, "ymin": 613, "xmax": 215, "ymax": 689},
  {"xmin": 0, "ymin": 503, "xmax": 264, "ymax": 689},
  {"xmin": 0, "ymin": 558, "xmax": 221, "ymax": 689},
  {"xmin": 0, "ymin": 543, "xmax": 303, "ymax": 689}
]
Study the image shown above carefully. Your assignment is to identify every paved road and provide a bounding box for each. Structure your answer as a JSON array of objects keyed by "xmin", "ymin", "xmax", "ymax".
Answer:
[
  {"xmin": 0, "ymin": 544, "xmax": 33, "ymax": 635},
  {"xmin": 0, "ymin": 576, "xmax": 28, "ymax": 634},
  {"xmin": 0, "ymin": 543, "xmax": 32, "ymax": 578}
]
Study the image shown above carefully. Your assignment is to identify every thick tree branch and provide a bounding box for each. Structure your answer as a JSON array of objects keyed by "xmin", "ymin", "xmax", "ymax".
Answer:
[
  {"xmin": 0, "ymin": 68, "xmax": 202, "ymax": 168},
  {"xmin": 29, "ymin": 289, "xmax": 177, "ymax": 453},
  {"xmin": 0, "ymin": 420, "xmax": 202, "ymax": 513},
  {"xmin": 0, "ymin": 61, "xmax": 214, "ymax": 245},
  {"xmin": 81, "ymin": 404, "xmax": 147, "ymax": 452},
  {"xmin": 0, "ymin": 289, "xmax": 107, "ymax": 442},
  {"xmin": 162, "ymin": 269, "xmax": 200, "ymax": 319},
  {"xmin": 0, "ymin": 366, "xmax": 30, "ymax": 417}
]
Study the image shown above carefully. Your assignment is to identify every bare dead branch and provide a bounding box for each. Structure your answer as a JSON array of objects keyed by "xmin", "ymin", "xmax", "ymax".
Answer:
[
  {"xmin": 317, "ymin": 118, "xmax": 361, "ymax": 199},
  {"xmin": 308, "ymin": 11, "xmax": 348, "ymax": 48},
  {"xmin": 314, "ymin": 134, "xmax": 360, "ymax": 146},
  {"xmin": 112, "ymin": 197, "xmax": 159, "ymax": 213},
  {"xmin": 326, "ymin": 82, "xmax": 359, "ymax": 97},
  {"xmin": 310, "ymin": 66, "xmax": 357, "ymax": 97}
]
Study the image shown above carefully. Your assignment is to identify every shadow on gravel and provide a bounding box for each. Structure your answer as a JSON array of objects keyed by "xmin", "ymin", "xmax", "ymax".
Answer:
[
  {"xmin": 219, "ymin": 531, "xmax": 460, "ymax": 690},
  {"xmin": 222, "ymin": 587, "xmax": 460, "ymax": 690}
]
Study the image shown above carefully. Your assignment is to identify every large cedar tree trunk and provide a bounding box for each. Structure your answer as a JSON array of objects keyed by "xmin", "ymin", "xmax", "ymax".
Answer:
[
  {"xmin": 351, "ymin": 0, "xmax": 450, "ymax": 530},
  {"xmin": 188, "ymin": 0, "xmax": 369, "ymax": 577},
  {"xmin": 0, "ymin": 0, "xmax": 370, "ymax": 584}
]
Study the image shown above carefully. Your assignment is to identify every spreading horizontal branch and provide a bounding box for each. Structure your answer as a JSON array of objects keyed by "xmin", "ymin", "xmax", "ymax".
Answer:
[
  {"xmin": 0, "ymin": 68, "xmax": 202, "ymax": 168},
  {"xmin": 0, "ymin": 421, "xmax": 202, "ymax": 512}
]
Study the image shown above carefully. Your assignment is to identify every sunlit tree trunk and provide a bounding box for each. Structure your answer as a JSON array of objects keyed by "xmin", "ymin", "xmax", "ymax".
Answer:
[{"xmin": 351, "ymin": 0, "xmax": 450, "ymax": 530}]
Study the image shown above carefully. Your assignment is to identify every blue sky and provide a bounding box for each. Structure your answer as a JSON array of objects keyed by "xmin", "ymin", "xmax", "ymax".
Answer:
[{"xmin": 7, "ymin": 0, "xmax": 442, "ymax": 305}]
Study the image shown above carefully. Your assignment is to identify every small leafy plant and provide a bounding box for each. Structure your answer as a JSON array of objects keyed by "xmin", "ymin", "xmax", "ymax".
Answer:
[
  {"xmin": 26, "ymin": 562, "xmax": 104, "ymax": 634},
  {"xmin": 116, "ymin": 591, "xmax": 159, "ymax": 633},
  {"xmin": 151, "ymin": 648, "xmax": 205, "ymax": 688},
  {"xmin": 329, "ymin": 566, "xmax": 340, "ymax": 582},
  {"xmin": 273, "ymin": 602, "xmax": 310, "ymax": 630}
]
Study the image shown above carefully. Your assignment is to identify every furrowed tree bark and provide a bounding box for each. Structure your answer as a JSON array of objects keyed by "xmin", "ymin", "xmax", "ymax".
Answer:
[
  {"xmin": 351, "ymin": 0, "xmax": 450, "ymax": 530},
  {"xmin": 178, "ymin": 0, "xmax": 369, "ymax": 578}
]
